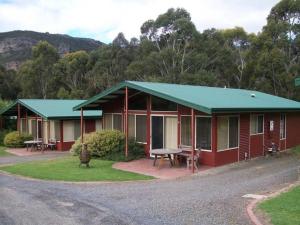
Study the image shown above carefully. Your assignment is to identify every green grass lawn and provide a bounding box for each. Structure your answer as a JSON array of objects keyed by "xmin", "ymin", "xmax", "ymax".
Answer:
[
  {"xmin": 0, "ymin": 146, "xmax": 12, "ymax": 157},
  {"xmin": 0, "ymin": 156, "xmax": 154, "ymax": 182},
  {"xmin": 292, "ymin": 145, "xmax": 300, "ymax": 156},
  {"xmin": 259, "ymin": 186, "xmax": 300, "ymax": 225}
]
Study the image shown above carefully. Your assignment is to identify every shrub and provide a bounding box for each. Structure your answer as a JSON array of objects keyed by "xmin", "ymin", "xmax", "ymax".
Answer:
[
  {"xmin": 0, "ymin": 129, "xmax": 11, "ymax": 145},
  {"xmin": 71, "ymin": 130, "xmax": 124, "ymax": 157},
  {"xmin": 70, "ymin": 133, "xmax": 94, "ymax": 156},
  {"xmin": 71, "ymin": 130, "xmax": 145, "ymax": 161},
  {"xmin": 4, "ymin": 131, "xmax": 33, "ymax": 148},
  {"xmin": 104, "ymin": 138, "xmax": 145, "ymax": 161}
]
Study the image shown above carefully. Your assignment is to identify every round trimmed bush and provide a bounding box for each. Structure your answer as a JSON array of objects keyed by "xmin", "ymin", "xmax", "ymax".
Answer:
[
  {"xmin": 4, "ymin": 131, "xmax": 33, "ymax": 148},
  {"xmin": 71, "ymin": 130, "xmax": 145, "ymax": 161}
]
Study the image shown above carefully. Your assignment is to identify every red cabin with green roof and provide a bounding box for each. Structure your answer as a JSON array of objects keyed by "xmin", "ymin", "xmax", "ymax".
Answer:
[
  {"xmin": 0, "ymin": 99, "xmax": 102, "ymax": 151},
  {"xmin": 74, "ymin": 81, "xmax": 300, "ymax": 167}
]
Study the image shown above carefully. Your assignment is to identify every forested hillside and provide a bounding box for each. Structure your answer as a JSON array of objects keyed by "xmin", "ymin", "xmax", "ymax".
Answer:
[
  {"xmin": 0, "ymin": 0, "xmax": 299, "ymax": 101},
  {"xmin": 0, "ymin": 30, "xmax": 103, "ymax": 70}
]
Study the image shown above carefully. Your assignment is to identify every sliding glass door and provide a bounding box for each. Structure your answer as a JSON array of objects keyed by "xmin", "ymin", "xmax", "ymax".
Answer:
[
  {"xmin": 151, "ymin": 116, "xmax": 164, "ymax": 149},
  {"xmin": 151, "ymin": 116, "xmax": 177, "ymax": 150}
]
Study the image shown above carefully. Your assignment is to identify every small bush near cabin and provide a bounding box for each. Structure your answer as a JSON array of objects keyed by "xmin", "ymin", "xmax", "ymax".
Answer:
[
  {"xmin": 0, "ymin": 129, "xmax": 11, "ymax": 145},
  {"xmin": 71, "ymin": 130, "xmax": 145, "ymax": 161},
  {"xmin": 4, "ymin": 131, "xmax": 33, "ymax": 148}
]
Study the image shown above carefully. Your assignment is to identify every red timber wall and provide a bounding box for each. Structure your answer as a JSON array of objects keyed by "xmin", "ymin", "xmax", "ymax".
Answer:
[
  {"xmin": 55, "ymin": 119, "xmax": 98, "ymax": 151},
  {"xmin": 95, "ymin": 88, "xmax": 300, "ymax": 166},
  {"xmin": 286, "ymin": 112, "xmax": 300, "ymax": 149},
  {"xmin": 178, "ymin": 105, "xmax": 215, "ymax": 166},
  {"xmin": 213, "ymin": 114, "xmax": 239, "ymax": 167},
  {"xmin": 263, "ymin": 113, "xmax": 280, "ymax": 152},
  {"xmin": 250, "ymin": 113, "xmax": 264, "ymax": 158},
  {"xmin": 239, "ymin": 113, "xmax": 250, "ymax": 160}
]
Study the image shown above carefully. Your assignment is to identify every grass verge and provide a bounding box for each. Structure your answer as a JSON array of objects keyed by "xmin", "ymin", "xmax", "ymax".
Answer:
[
  {"xmin": 0, "ymin": 156, "xmax": 154, "ymax": 182},
  {"xmin": 0, "ymin": 146, "xmax": 12, "ymax": 157},
  {"xmin": 259, "ymin": 186, "xmax": 300, "ymax": 225},
  {"xmin": 291, "ymin": 145, "xmax": 300, "ymax": 156}
]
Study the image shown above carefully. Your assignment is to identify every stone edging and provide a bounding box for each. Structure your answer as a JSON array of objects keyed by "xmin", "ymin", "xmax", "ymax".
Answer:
[{"xmin": 246, "ymin": 181, "xmax": 300, "ymax": 225}]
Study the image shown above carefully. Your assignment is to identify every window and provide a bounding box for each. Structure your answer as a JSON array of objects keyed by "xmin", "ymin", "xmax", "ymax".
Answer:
[
  {"xmin": 217, "ymin": 116, "xmax": 239, "ymax": 151},
  {"xmin": 63, "ymin": 121, "xmax": 74, "ymax": 141},
  {"xmin": 229, "ymin": 117, "xmax": 239, "ymax": 148},
  {"xmin": 31, "ymin": 119, "xmax": 37, "ymax": 138},
  {"xmin": 95, "ymin": 120, "xmax": 102, "ymax": 131},
  {"xmin": 181, "ymin": 116, "xmax": 191, "ymax": 146},
  {"xmin": 128, "ymin": 95, "xmax": 147, "ymax": 110},
  {"xmin": 113, "ymin": 114, "xmax": 122, "ymax": 131},
  {"xmin": 103, "ymin": 114, "xmax": 113, "ymax": 130},
  {"xmin": 128, "ymin": 114, "xmax": 147, "ymax": 143},
  {"xmin": 20, "ymin": 118, "xmax": 27, "ymax": 133},
  {"xmin": 74, "ymin": 121, "xmax": 81, "ymax": 140},
  {"xmin": 50, "ymin": 120, "xmax": 60, "ymax": 141},
  {"xmin": 217, "ymin": 117, "xmax": 228, "ymax": 150},
  {"xmin": 151, "ymin": 96, "xmax": 177, "ymax": 111},
  {"xmin": 280, "ymin": 114, "xmax": 286, "ymax": 139},
  {"xmin": 196, "ymin": 117, "xmax": 211, "ymax": 150},
  {"xmin": 250, "ymin": 115, "xmax": 264, "ymax": 134},
  {"xmin": 136, "ymin": 115, "xmax": 147, "ymax": 143},
  {"xmin": 103, "ymin": 114, "xmax": 122, "ymax": 131},
  {"xmin": 128, "ymin": 115, "xmax": 135, "ymax": 138}
]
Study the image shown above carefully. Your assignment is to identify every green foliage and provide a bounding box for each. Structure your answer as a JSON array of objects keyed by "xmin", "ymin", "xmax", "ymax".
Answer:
[
  {"xmin": 71, "ymin": 130, "xmax": 124, "ymax": 157},
  {"xmin": 104, "ymin": 138, "xmax": 145, "ymax": 162},
  {"xmin": 0, "ymin": 66, "xmax": 19, "ymax": 99},
  {"xmin": 291, "ymin": 145, "xmax": 300, "ymax": 156},
  {"xmin": 71, "ymin": 130, "xmax": 145, "ymax": 161},
  {"xmin": 17, "ymin": 41, "xmax": 60, "ymax": 98},
  {"xmin": 0, "ymin": 129, "xmax": 11, "ymax": 145},
  {"xmin": 3, "ymin": 131, "xmax": 33, "ymax": 148}
]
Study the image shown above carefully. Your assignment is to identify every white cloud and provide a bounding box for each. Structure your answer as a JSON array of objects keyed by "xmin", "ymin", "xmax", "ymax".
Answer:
[{"xmin": 0, "ymin": 0, "xmax": 280, "ymax": 43}]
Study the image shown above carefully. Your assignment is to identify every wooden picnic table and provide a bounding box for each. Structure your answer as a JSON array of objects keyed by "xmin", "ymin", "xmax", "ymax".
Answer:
[
  {"xmin": 151, "ymin": 148, "xmax": 182, "ymax": 168},
  {"xmin": 24, "ymin": 140, "xmax": 43, "ymax": 152}
]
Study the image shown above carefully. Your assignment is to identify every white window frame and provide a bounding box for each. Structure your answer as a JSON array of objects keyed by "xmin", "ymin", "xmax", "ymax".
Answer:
[
  {"xmin": 150, "ymin": 114, "xmax": 177, "ymax": 150},
  {"xmin": 180, "ymin": 115, "xmax": 192, "ymax": 148},
  {"xmin": 195, "ymin": 115, "xmax": 212, "ymax": 152},
  {"xmin": 129, "ymin": 113, "xmax": 147, "ymax": 144},
  {"xmin": 217, "ymin": 115, "xmax": 240, "ymax": 152},
  {"xmin": 250, "ymin": 114, "xmax": 264, "ymax": 135},
  {"xmin": 280, "ymin": 114, "xmax": 286, "ymax": 140},
  {"xmin": 103, "ymin": 113, "xmax": 122, "ymax": 130}
]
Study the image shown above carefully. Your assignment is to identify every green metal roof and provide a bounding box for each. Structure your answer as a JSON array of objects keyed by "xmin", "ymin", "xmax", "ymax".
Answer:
[
  {"xmin": 73, "ymin": 81, "xmax": 300, "ymax": 114},
  {"xmin": 0, "ymin": 99, "xmax": 102, "ymax": 119}
]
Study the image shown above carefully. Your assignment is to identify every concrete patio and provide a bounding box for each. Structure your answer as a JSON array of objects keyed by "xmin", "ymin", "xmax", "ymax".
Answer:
[{"xmin": 113, "ymin": 158, "xmax": 212, "ymax": 179}]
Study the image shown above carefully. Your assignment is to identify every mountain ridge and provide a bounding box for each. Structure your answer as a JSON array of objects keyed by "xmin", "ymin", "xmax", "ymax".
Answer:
[{"xmin": 0, "ymin": 30, "xmax": 104, "ymax": 70}]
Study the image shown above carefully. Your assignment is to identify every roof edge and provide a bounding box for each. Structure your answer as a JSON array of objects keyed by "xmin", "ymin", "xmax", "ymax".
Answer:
[
  {"xmin": 0, "ymin": 101, "xmax": 17, "ymax": 116},
  {"xmin": 73, "ymin": 81, "xmax": 212, "ymax": 114}
]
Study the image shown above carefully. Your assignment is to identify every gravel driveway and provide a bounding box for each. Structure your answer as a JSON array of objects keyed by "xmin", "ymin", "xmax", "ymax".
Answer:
[{"xmin": 0, "ymin": 154, "xmax": 299, "ymax": 225}]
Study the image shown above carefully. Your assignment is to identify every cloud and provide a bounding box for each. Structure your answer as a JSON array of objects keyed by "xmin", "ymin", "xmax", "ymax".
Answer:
[{"xmin": 0, "ymin": 0, "xmax": 280, "ymax": 43}]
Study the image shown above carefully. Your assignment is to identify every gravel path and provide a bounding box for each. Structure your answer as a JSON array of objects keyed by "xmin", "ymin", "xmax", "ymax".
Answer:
[{"xmin": 0, "ymin": 154, "xmax": 299, "ymax": 225}]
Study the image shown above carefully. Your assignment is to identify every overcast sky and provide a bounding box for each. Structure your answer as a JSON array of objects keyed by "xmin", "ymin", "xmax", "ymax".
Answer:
[{"xmin": 0, "ymin": 0, "xmax": 280, "ymax": 43}]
